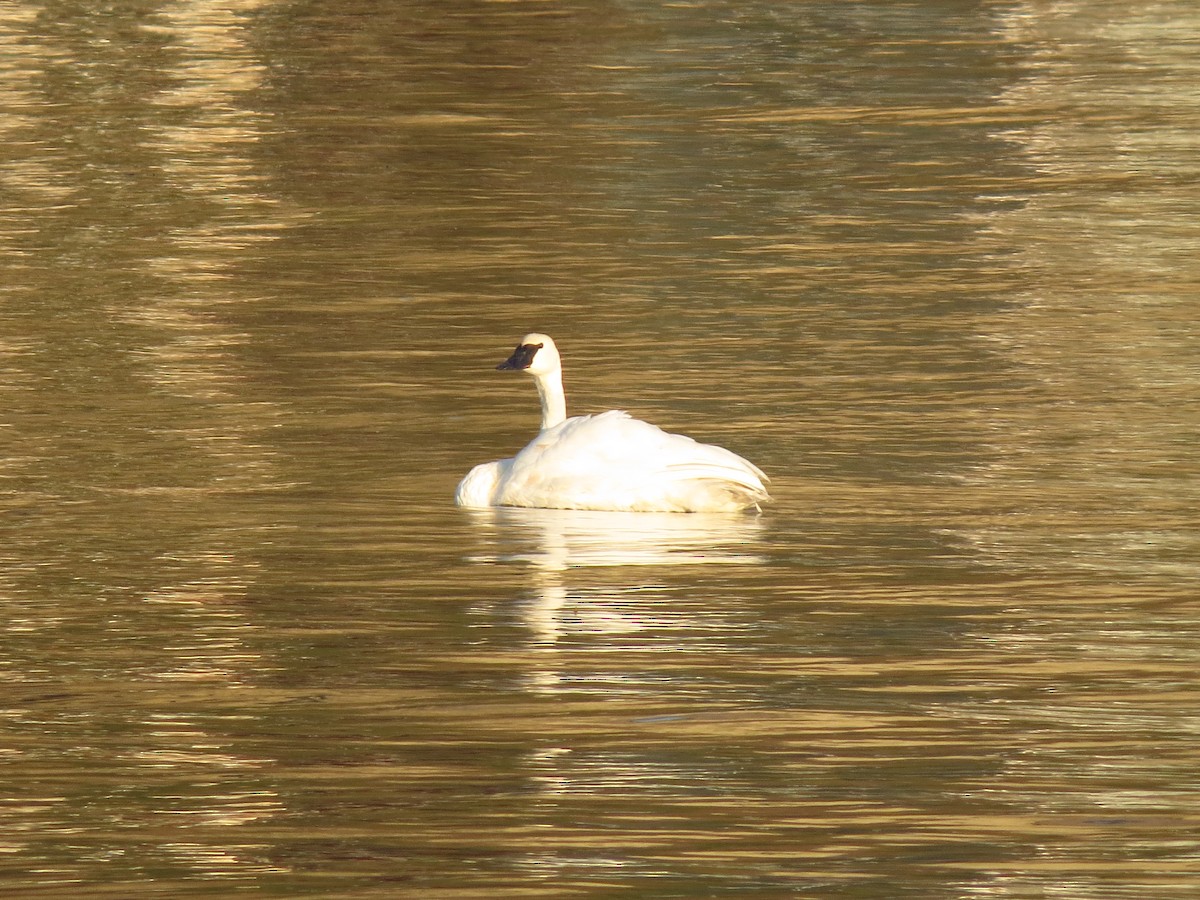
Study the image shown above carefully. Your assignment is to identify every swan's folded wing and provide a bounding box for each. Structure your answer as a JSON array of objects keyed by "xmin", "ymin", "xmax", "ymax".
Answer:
[{"xmin": 497, "ymin": 410, "xmax": 768, "ymax": 512}]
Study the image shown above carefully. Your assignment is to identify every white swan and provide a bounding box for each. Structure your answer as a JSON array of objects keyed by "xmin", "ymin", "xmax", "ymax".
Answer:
[{"xmin": 455, "ymin": 334, "xmax": 769, "ymax": 513}]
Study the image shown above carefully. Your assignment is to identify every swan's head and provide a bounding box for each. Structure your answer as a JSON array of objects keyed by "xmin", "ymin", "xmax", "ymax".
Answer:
[{"xmin": 497, "ymin": 333, "xmax": 560, "ymax": 377}]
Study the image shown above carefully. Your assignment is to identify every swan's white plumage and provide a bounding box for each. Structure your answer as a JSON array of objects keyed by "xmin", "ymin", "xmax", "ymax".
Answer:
[{"xmin": 456, "ymin": 335, "xmax": 769, "ymax": 513}]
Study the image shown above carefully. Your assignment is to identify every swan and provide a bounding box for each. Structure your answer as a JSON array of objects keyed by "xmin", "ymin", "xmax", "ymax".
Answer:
[{"xmin": 455, "ymin": 333, "xmax": 769, "ymax": 513}]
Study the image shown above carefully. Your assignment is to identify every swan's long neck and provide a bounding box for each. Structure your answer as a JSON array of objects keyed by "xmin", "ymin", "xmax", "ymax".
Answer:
[{"xmin": 533, "ymin": 367, "xmax": 567, "ymax": 430}]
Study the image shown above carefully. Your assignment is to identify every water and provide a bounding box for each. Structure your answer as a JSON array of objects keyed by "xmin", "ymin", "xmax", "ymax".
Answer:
[{"xmin": 2, "ymin": 1, "xmax": 1198, "ymax": 897}]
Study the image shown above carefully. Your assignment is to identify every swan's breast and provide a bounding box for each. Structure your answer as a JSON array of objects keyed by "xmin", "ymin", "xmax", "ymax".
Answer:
[{"xmin": 455, "ymin": 460, "xmax": 508, "ymax": 508}]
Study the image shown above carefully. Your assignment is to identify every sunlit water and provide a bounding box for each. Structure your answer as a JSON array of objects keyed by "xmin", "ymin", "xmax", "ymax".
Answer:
[{"xmin": 1, "ymin": 1, "xmax": 1198, "ymax": 897}]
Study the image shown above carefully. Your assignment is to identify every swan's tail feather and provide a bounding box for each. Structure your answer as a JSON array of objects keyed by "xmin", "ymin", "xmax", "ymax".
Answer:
[
  {"xmin": 664, "ymin": 462, "xmax": 765, "ymax": 490},
  {"xmin": 662, "ymin": 461, "xmax": 770, "ymax": 511}
]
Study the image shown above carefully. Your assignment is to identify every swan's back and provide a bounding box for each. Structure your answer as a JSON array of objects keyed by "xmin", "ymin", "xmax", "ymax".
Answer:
[{"xmin": 489, "ymin": 411, "xmax": 768, "ymax": 513}]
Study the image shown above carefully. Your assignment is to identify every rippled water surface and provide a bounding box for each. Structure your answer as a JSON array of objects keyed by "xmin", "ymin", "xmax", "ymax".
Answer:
[{"xmin": 2, "ymin": 1, "xmax": 1198, "ymax": 897}]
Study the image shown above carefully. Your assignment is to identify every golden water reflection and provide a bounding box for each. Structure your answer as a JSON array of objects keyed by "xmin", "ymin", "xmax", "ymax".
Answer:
[
  {"xmin": 1, "ymin": 0, "xmax": 1198, "ymax": 896},
  {"xmin": 949, "ymin": 0, "xmax": 1200, "ymax": 581},
  {"xmin": 0, "ymin": 0, "xmax": 295, "ymax": 889}
]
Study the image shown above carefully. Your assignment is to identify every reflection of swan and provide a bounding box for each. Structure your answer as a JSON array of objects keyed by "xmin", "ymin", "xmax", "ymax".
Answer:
[
  {"xmin": 455, "ymin": 334, "xmax": 769, "ymax": 513},
  {"xmin": 465, "ymin": 507, "xmax": 765, "ymax": 647},
  {"xmin": 464, "ymin": 506, "xmax": 767, "ymax": 569}
]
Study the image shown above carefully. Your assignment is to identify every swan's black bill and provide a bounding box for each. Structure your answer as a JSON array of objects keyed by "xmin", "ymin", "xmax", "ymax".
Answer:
[{"xmin": 497, "ymin": 342, "xmax": 542, "ymax": 371}]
